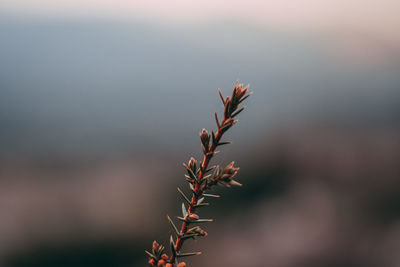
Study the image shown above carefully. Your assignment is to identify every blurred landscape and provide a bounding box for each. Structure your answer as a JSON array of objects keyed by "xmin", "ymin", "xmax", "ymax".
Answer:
[{"xmin": 0, "ymin": 1, "xmax": 400, "ymax": 266}]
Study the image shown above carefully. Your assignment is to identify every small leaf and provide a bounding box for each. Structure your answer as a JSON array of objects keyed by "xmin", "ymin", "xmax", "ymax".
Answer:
[
  {"xmin": 238, "ymin": 93, "xmax": 251, "ymax": 105},
  {"xmin": 201, "ymin": 144, "xmax": 208, "ymax": 155},
  {"xmin": 229, "ymin": 180, "xmax": 243, "ymax": 187},
  {"xmin": 145, "ymin": 250, "xmax": 157, "ymax": 260},
  {"xmin": 177, "ymin": 216, "xmax": 188, "ymax": 222},
  {"xmin": 197, "ymin": 197, "xmax": 204, "ymax": 204},
  {"xmin": 194, "ymin": 203, "xmax": 210, "ymax": 208},
  {"xmin": 167, "ymin": 215, "xmax": 180, "ymax": 237},
  {"xmin": 187, "ymin": 168, "xmax": 197, "ymax": 181},
  {"xmin": 203, "ymin": 193, "xmax": 220, "ymax": 198},
  {"xmin": 214, "ymin": 112, "xmax": 220, "ymax": 128},
  {"xmin": 182, "ymin": 203, "xmax": 187, "ymax": 217},
  {"xmin": 231, "ymin": 107, "xmax": 245, "ymax": 118},
  {"xmin": 218, "ymin": 88, "xmax": 225, "ymax": 104},
  {"xmin": 180, "ymin": 233, "xmax": 197, "ymax": 240},
  {"xmin": 217, "ymin": 141, "xmax": 232, "ymax": 146},
  {"xmin": 170, "ymin": 235, "xmax": 177, "ymax": 258},
  {"xmin": 201, "ymin": 174, "xmax": 211, "ymax": 181},
  {"xmin": 177, "ymin": 252, "xmax": 202, "ymax": 258},
  {"xmin": 211, "ymin": 131, "xmax": 216, "ymax": 145},
  {"xmin": 190, "ymin": 218, "xmax": 214, "ymax": 223},
  {"xmin": 189, "ymin": 183, "xmax": 194, "ymax": 192},
  {"xmin": 205, "ymin": 166, "xmax": 216, "ymax": 173},
  {"xmin": 177, "ymin": 187, "xmax": 191, "ymax": 205}
]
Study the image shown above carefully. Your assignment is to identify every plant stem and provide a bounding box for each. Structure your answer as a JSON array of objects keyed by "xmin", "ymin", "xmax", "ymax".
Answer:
[{"xmin": 170, "ymin": 125, "xmax": 223, "ymax": 264}]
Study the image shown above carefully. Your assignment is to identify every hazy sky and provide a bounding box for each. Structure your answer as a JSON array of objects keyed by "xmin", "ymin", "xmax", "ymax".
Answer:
[
  {"xmin": 1, "ymin": 0, "xmax": 400, "ymax": 66},
  {"xmin": 1, "ymin": 0, "xmax": 399, "ymax": 33}
]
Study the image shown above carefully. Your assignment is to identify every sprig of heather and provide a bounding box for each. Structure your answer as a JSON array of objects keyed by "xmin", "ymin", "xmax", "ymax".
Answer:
[{"xmin": 146, "ymin": 81, "xmax": 251, "ymax": 267}]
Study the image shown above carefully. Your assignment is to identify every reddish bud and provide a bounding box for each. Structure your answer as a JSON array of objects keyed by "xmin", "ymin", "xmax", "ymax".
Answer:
[
  {"xmin": 157, "ymin": 259, "xmax": 166, "ymax": 267},
  {"xmin": 188, "ymin": 213, "xmax": 199, "ymax": 220},
  {"xmin": 148, "ymin": 259, "xmax": 156, "ymax": 266},
  {"xmin": 187, "ymin": 157, "xmax": 196, "ymax": 172},
  {"xmin": 177, "ymin": 262, "xmax": 186, "ymax": 267},
  {"xmin": 161, "ymin": 254, "xmax": 169, "ymax": 261},
  {"xmin": 200, "ymin": 128, "xmax": 210, "ymax": 149},
  {"xmin": 200, "ymin": 229, "xmax": 208, "ymax": 236},
  {"xmin": 166, "ymin": 264, "xmax": 173, "ymax": 267},
  {"xmin": 152, "ymin": 240, "xmax": 160, "ymax": 252}
]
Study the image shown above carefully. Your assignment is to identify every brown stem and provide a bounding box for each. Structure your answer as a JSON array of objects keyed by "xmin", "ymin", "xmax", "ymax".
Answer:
[{"xmin": 170, "ymin": 126, "xmax": 223, "ymax": 264}]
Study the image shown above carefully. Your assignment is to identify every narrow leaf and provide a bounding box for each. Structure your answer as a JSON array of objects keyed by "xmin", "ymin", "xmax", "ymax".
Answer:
[
  {"xmin": 145, "ymin": 250, "xmax": 157, "ymax": 260},
  {"xmin": 177, "ymin": 187, "xmax": 191, "ymax": 205},
  {"xmin": 167, "ymin": 215, "xmax": 180, "ymax": 236},
  {"xmin": 201, "ymin": 174, "xmax": 211, "ymax": 181},
  {"xmin": 231, "ymin": 107, "xmax": 245, "ymax": 118},
  {"xmin": 214, "ymin": 112, "xmax": 220, "ymax": 128},
  {"xmin": 187, "ymin": 168, "xmax": 197, "ymax": 181},
  {"xmin": 205, "ymin": 166, "xmax": 216, "ymax": 173},
  {"xmin": 177, "ymin": 216, "xmax": 188, "ymax": 222},
  {"xmin": 217, "ymin": 141, "xmax": 232, "ymax": 146},
  {"xmin": 190, "ymin": 218, "xmax": 214, "ymax": 223},
  {"xmin": 203, "ymin": 193, "xmax": 220, "ymax": 198},
  {"xmin": 211, "ymin": 131, "xmax": 216, "ymax": 145},
  {"xmin": 197, "ymin": 197, "xmax": 204, "ymax": 204},
  {"xmin": 230, "ymin": 180, "xmax": 243, "ymax": 186},
  {"xmin": 170, "ymin": 235, "xmax": 176, "ymax": 258},
  {"xmin": 238, "ymin": 93, "xmax": 251, "ymax": 105},
  {"xmin": 182, "ymin": 203, "xmax": 187, "ymax": 217},
  {"xmin": 218, "ymin": 88, "xmax": 225, "ymax": 104},
  {"xmin": 177, "ymin": 252, "xmax": 202, "ymax": 258},
  {"xmin": 194, "ymin": 203, "xmax": 210, "ymax": 208},
  {"xmin": 180, "ymin": 233, "xmax": 197, "ymax": 240},
  {"xmin": 189, "ymin": 183, "xmax": 194, "ymax": 192}
]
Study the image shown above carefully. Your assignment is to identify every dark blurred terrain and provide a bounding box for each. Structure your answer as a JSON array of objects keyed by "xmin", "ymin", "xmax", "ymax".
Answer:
[{"xmin": 0, "ymin": 14, "xmax": 400, "ymax": 267}]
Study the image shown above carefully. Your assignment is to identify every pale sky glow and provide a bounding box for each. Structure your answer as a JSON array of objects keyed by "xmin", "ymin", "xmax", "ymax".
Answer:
[
  {"xmin": 1, "ymin": 0, "xmax": 400, "ymax": 65},
  {"xmin": 2, "ymin": 0, "xmax": 399, "ymax": 35}
]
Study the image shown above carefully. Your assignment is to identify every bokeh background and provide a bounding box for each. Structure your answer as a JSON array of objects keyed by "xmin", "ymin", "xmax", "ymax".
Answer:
[{"xmin": 1, "ymin": 1, "xmax": 400, "ymax": 266}]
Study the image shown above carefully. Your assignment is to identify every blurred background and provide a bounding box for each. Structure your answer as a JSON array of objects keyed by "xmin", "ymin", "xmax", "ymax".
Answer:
[{"xmin": 0, "ymin": 1, "xmax": 399, "ymax": 266}]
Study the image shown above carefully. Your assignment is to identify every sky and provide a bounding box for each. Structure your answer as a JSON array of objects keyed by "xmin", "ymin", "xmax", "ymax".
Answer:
[
  {"xmin": 0, "ymin": 0, "xmax": 399, "ymax": 156},
  {"xmin": 2, "ymin": 0, "xmax": 399, "ymax": 67},
  {"xmin": 1, "ymin": 0, "xmax": 399, "ymax": 34}
]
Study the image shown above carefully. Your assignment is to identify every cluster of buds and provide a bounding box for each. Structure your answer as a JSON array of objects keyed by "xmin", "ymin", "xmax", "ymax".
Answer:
[
  {"xmin": 146, "ymin": 240, "xmax": 187, "ymax": 267},
  {"xmin": 208, "ymin": 161, "xmax": 242, "ymax": 187},
  {"xmin": 183, "ymin": 157, "xmax": 198, "ymax": 183},
  {"xmin": 187, "ymin": 226, "xmax": 208, "ymax": 238},
  {"xmin": 221, "ymin": 82, "xmax": 250, "ymax": 119},
  {"xmin": 146, "ymin": 82, "xmax": 251, "ymax": 266},
  {"xmin": 146, "ymin": 241, "xmax": 168, "ymax": 266}
]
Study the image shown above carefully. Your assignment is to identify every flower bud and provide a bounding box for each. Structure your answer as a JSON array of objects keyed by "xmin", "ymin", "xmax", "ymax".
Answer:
[
  {"xmin": 199, "ymin": 128, "xmax": 210, "ymax": 151},
  {"xmin": 157, "ymin": 259, "xmax": 166, "ymax": 267},
  {"xmin": 188, "ymin": 213, "xmax": 199, "ymax": 220},
  {"xmin": 222, "ymin": 161, "xmax": 239, "ymax": 179},
  {"xmin": 166, "ymin": 264, "xmax": 173, "ymax": 267},
  {"xmin": 161, "ymin": 254, "xmax": 169, "ymax": 261},
  {"xmin": 199, "ymin": 229, "xmax": 208, "ymax": 236},
  {"xmin": 187, "ymin": 157, "xmax": 197, "ymax": 172},
  {"xmin": 148, "ymin": 259, "xmax": 156, "ymax": 266},
  {"xmin": 152, "ymin": 240, "xmax": 160, "ymax": 253},
  {"xmin": 177, "ymin": 262, "xmax": 186, "ymax": 267}
]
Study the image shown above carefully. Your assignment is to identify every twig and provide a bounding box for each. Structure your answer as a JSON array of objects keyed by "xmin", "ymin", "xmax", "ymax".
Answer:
[{"xmin": 146, "ymin": 81, "xmax": 251, "ymax": 267}]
